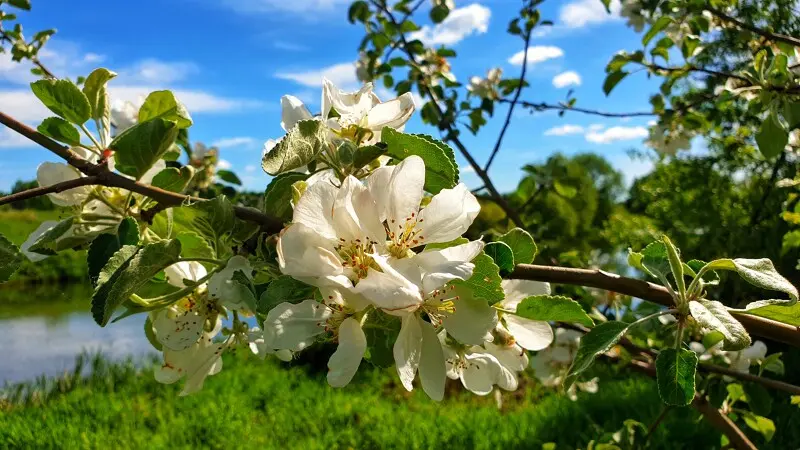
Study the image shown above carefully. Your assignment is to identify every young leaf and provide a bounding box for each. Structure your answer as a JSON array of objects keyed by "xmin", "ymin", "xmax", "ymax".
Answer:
[
  {"xmin": 642, "ymin": 16, "xmax": 672, "ymax": 46},
  {"xmin": 111, "ymin": 118, "xmax": 179, "ymax": 179},
  {"xmin": 662, "ymin": 236, "xmax": 685, "ymax": 298},
  {"xmin": 30, "ymin": 79, "xmax": 91, "ymax": 125},
  {"xmin": 258, "ymin": 275, "xmax": 316, "ymax": 314},
  {"xmin": 381, "ymin": 128, "xmax": 458, "ymax": 194},
  {"xmin": 450, "ymin": 252, "xmax": 504, "ymax": 303},
  {"xmin": 175, "ymin": 231, "xmax": 216, "ymax": 261},
  {"xmin": 484, "ymin": 241, "xmax": 514, "ymax": 273},
  {"xmin": 629, "ymin": 240, "xmax": 671, "ymax": 282},
  {"xmin": 743, "ymin": 382, "xmax": 773, "ymax": 416},
  {"xmin": 655, "ymin": 348, "xmax": 698, "ymax": 406},
  {"xmin": 263, "ymin": 172, "xmax": 307, "ymax": 222},
  {"xmin": 741, "ymin": 412, "xmax": 775, "ymax": 442},
  {"xmin": 87, "ymin": 217, "xmax": 140, "ymax": 285},
  {"xmin": 740, "ymin": 303, "xmax": 800, "ymax": 326},
  {"xmin": 0, "ymin": 232, "xmax": 24, "ymax": 283},
  {"xmin": 27, "ymin": 217, "xmax": 75, "ymax": 255},
  {"xmin": 755, "ymin": 112, "xmax": 788, "ymax": 159},
  {"xmin": 685, "ymin": 259, "xmax": 719, "ymax": 285},
  {"xmin": 137, "ymin": 90, "xmax": 193, "ymax": 128},
  {"xmin": 82, "ymin": 68, "xmax": 117, "ymax": 121},
  {"xmin": 216, "ymin": 169, "xmax": 242, "ymax": 185},
  {"xmin": 603, "ymin": 71, "xmax": 628, "ymax": 96},
  {"xmin": 565, "ymin": 321, "xmax": 629, "ymax": 388},
  {"xmin": 262, "ymin": 120, "xmax": 327, "ymax": 175},
  {"xmin": 704, "ymin": 258, "xmax": 798, "ymax": 310},
  {"xmin": 92, "ymin": 240, "xmax": 182, "ymax": 326},
  {"xmin": 688, "ymin": 300, "xmax": 751, "ymax": 351},
  {"xmin": 352, "ymin": 143, "xmax": 387, "ymax": 169},
  {"xmin": 37, "ymin": 117, "xmax": 81, "ymax": 146},
  {"xmin": 515, "ymin": 295, "xmax": 594, "ymax": 327},
  {"xmin": 498, "ymin": 228, "xmax": 537, "ymax": 264},
  {"xmin": 151, "ymin": 167, "xmax": 194, "ymax": 193}
]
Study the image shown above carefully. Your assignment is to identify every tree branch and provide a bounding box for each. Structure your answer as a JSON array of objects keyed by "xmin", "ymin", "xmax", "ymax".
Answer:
[
  {"xmin": 371, "ymin": 0, "xmax": 526, "ymax": 229},
  {"xmin": 511, "ymin": 264, "xmax": 800, "ymax": 346},
  {"xmin": 506, "ymin": 99, "xmax": 656, "ymax": 118},
  {"xmin": 705, "ymin": 5, "xmax": 800, "ymax": 48},
  {"xmin": 692, "ymin": 395, "xmax": 757, "ymax": 450},
  {"xmin": 0, "ymin": 176, "xmax": 100, "ymax": 207},
  {"xmin": 484, "ymin": 27, "xmax": 531, "ymax": 172},
  {"xmin": 0, "ymin": 111, "xmax": 284, "ymax": 233}
]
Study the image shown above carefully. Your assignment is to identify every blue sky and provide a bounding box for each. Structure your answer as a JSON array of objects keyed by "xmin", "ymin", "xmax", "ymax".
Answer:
[{"xmin": 0, "ymin": 0, "xmax": 661, "ymax": 193}]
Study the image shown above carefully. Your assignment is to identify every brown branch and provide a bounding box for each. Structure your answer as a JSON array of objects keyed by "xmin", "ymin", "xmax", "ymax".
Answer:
[
  {"xmin": 508, "ymin": 99, "xmax": 656, "ymax": 118},
  {"xmin": 692, "ymin": 396, "xmax": 757, "ymax": 450},
  {"xmin": 0, "ymin": 33, "xmax": 56, "ymax": 79},
  {"xmin": 511, "ymin": 264, "xmax": 800, "ymax": 346},
  {"xmin": 484, "ymin": 27, "xmax": 531, "ymax": 172},
  {"xmin": 0, "ymin": 176, "xmax": 100, "ymax": 207},
  {"xmin": 706, "ymin": 5, "xmax": 800, "ymax": 48},
  {"xmin": 371, "ymin": 0, "xmax": 525, "ymax": 229},
  {"xmin": 0, "ymin": 111, "xmax": 284, "ymax": 233}
]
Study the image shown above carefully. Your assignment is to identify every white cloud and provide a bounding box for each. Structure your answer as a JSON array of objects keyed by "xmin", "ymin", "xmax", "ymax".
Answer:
[
  {"xmin": 218, "ymin": 159, "xmax": 233, "ymax": 170},
  {"xmin": 273, "ymin": 41, "xmax": 309, "ymax": 52},
  {"xmin": 245, "ymin": 165, "xmax": 257, "ymax": 173},
  {"xmin": 409, "ymin": 4, "xmax": 491, "ymax": 46},
  {"xmin": 108, "ymin": 86, "xmax": 263, "ymax": 113},
  {"xmin": 211, "ymin": 137, "xmax": 258, "ymax": 149},
  {"xmin": 552, "ymin": 71, "xmax": 581, "ymax": 88},
  {"xmin": 460, "ymin": 165, "xmax": 476, "ymax": 174},
  {"xmin": 222, "ymin": 0, "xmax": 350, "ymax": 14},
  {"xmin": 508, "ymin": 46, "xmax": 564, "ymax": 66},
  {"xmin": 0, "ymin": 90, "xmax": 52, "ymax": 122},
  {"xmin": 0, "ymin": 128, "xmax": 38, "ymax": 148},
  {"xmin": 588, "ymin": 124, "xmax": 605, "ymax": 132},
  {"xmin": 117, "ymin": 59, "xmax": 198, "ymax": 84},
  {"xmin": 275, "ymin": 62, "xmax": 358, "ymax": 90},
  {"xmin": 544, "ymin": 124, "xmax": 584, "ymax": 136},
  {"xmin": 559, "ymin": 0, "xmax": 621, "ymax": 28},
  {"xmin": 585, "ymin": 126, "xmax": 648, "ymax": 144},
  {"xmin": 83, "ymin": 53, "xmax": 105, "ymax": 63}
]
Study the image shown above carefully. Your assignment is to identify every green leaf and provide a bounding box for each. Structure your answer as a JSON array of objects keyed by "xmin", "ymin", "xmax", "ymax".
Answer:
[
  {"xmin": 28, "ymin": 217, "xmax": 75, "ymax": 255},
  {"xmin": 92, "ymin": 240, "xmax": 182, "ymax": 326},
  {"xmin": 257, "ymin": 275, "xmax": 316, "ymax": 314},
  {"xmin": 450, "ymin": 252, "xmax": 504, "ymax": 303},
  {"xmin": 783, "ymin": 101, "xmax": 800, "ymax": 129},
  {"xmin": 154, "ymin": 196, "xmax": 235, "ymax": 256},
  {"xmin": 685, "ymin": 259, "xmax": 719, "ymax": 285},
  {"xmin": 262, "ymin": 120, "xmax": 327, "ymax": 175},
  {"xmin": 175, "ymin": 231, "xmax": 215, "ymax": 261},
  {"xmin": 37, "ymin": 117, "xmax": 81, "ymax": 146},
  {"xmin": 347, "ymin": 0, "xmax": 369, "ymax": 23},
  {"xmin": 0, "ymin": 232, "xmax": 24, "ymax": 283},
  {"xmin": 87, "ymin": 217, "xmax": 139, "ymax": 285},
  {"xmin": 430, "ymin": 4, "xmax": 450, "ymax": 23},
  {"xmin": 704, "ymin": 258, "xmax": 798, "ymax": 309},
  {"xmin": 662, "ymin": 236, "xmax": 685, "ymax": 297},
  {"xmin": 263, "ymin": 172, "xmax": 307, "ymax": 222},
  {"xmin": 498, "ymin": 228, "xmax": 537, "ymax": 265},
  {"xmin": 151, "ymin": 166, "xmax": 193, "ymax": 192},
  {"xmin": 7, "ymin": 0, "xmax": 31, "ymax": 10},
  {"xmin": 30, "ymin": 79, "xmax": 91, "ymax": 125},
  {"xmin": 603, "ymin": 71, "xmax": 628, "ymax": 96},
  {"xmin": 743, "ymin": 382, "xmax": 773, "ymax": 416},
  {"xmin": 655, "ymin": 348, "xmax": 698, "ymax": 406},
  {"xmin": 137, "ymin": 90, "xmax": 192, "ymax": 129},
  {"xmin": 642, "ymin": 16, "xmax": 672, "ymax": 46},
  {"xmin": 629, "ymin": 240, "xmax": 671, "ymax": 282},
  {"xmin": 216, "ymin": 169, "xmax": 242, "ymax": 185},
  {"xmin": 740, "ymin": 303, "xmax": 800, "ymax": 326},
  {"xmin": 565, "ymin": 321, "xmax": 629, "ymax": 388},
  {"xmin": 755, "ymin": 112, "xmax": 788, "ymax": 158},
  {"xmin": 110, "ymin": 118, "xmax": 179, "ymax": 179},
  {"xmin": 741, "ymin": 413, "xmax": 775, "ymax": 442},
  {"xmin": 484, "ymin": 241, "xmax": 514, "ymax": 273},
  {"xmin": 553, "ymin": 180, "xmax": 577, "ymax": 198},
  {"xmin": 680, "ymin": 36, "xmax": 702, "ymax": 58},
  {"xmin": 381, "ymin": 128, "xmax": 458, "ymax": 194},
  {"xmin": 688, "ymin": 300, "xmax": 750, "ymax": 350},
  {"xmin": 144, "ymin": 315, "xmax": 163, "ymax": 351},
  {"xmin": 515, "ymin": 295, "xmax": 594, "ymax": 327},
  {"xmin": 82, "ymin": 68, "xmax": 116, "ymax": 121},
  {"xmin": 352, "ymin": 143, "xmax": 387, "ymax": 169}
]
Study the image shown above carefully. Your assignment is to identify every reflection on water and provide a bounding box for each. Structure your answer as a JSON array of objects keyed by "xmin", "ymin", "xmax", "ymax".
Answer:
[{"xmin": 0, "ymin": 284, "xmax": 155, "ymax": 384}]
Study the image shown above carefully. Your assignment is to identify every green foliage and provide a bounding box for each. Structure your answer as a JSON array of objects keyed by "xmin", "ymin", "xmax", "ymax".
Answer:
[
  {"xmin": 262, "ymin": 120, "xmax": 327, "ymax": 175},
  {"xmin": 29, "ymin": 79, "xmax": 91, "ymax": 125},
  {"xmin": 87, "ymin": 218, "xmax": 139, "ymax": 285},
  {"xmin": 82, "ymin": 68, "xmax": 116, "ymax": 122},
  {"xmin": 263, "ymin": 172, "xmax": 307, "ymax": 222},
  {"xmin": 111, "ymin": 118, "xmax": 179, "ymax": 179},
  {"xmin": 565, "ymin": 321, "xmax": 629, "ymax": 388},
  {"xmin": 0, "ymin": 232, "xmax": 23, "ymax": 283},
  {"xmin": 137, "ymin": 90, "xmax": 192, "ymax": 129},
  {"xmin": 688, "ymin": 300, "xmax": 750, "ymax": 351},
  {"xmin": 483, "ymin": 241, "xmax": 514, "ymax": 273},
  {"xmin": 152, "ymin": 196, "xmax": 234, "ymax": 256},
  {"xmin": 257, "ymin": 275, "xmax": 315, "ymax": 314},
  {"xmin": 449, "ymin": 252, "xmax": 503, "ymax": 303},
  {"xmin": 498, "ymin": 228, "xmax": 537, "ymax": 264},
  {"xmin": 151, "ymin": 167, "xmax": 193, "ymax": 192},
  {"xmin": 655, "ymin": 348, "xmax": 697, "ymax": 406},
  {"xmin": 381, "ymin": 128, "xmax": 458, "ymax": 194},
  {"xmin": 216, "ymin": 170, "xmax": 241, "ymax": 185},
  {"xmin": 514, "ymin": 295, "xmax": 594, "ymax": 327},
  {"xmin": 603, "ymin": 71, "xmax": 628, "ymax": 96},
  {"xmin": 37, "ymin": 117, "xmax": 81, "ymax": 146},
  {"xmin": 755, "ymin": 113, "xmax": 788, "ymax": 159},
  {"xmin": 27, "ymin": 217, "xmax": 74, "ymax": 255}
]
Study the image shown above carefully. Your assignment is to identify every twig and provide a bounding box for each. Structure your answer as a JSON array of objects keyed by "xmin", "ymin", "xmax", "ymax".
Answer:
[
  {"xmin": 510, "ymin": 264, "xmax": 800, "ymax": 346},
  {"xmin": 705, "ymin": 5, "xmax": 800, "ymax": 48},
  {"xmin": 692, "ymin": 395, "xmax": 757, "ymax": 450},
  {"xmin": 0, "ymin": 111, "xmax": 284, "ymax": 232},
  {"xmin": 645, "ymin": 406, "xmax": 672, "ymax": 444},
  {"xmin": 507, "ymin": 99, "xmax": 656, "ymax": 118},
  {"xmin": 485, "ymin": 27, "xmax": 531, "ymax": 172},
  {"xmin": 0, "ymin": 33, "xmax": 56, "ymax": 79},
  {"xmin": 381, "ymin": 0, "xmax": 426, "ymax": 65},
  {"xmin": 370, "ymin": 0, "xmax": 526, "ymax": 228},
  {"xmin": 0, "ymin": 176, "xmax": 100, "ymax": 207}
]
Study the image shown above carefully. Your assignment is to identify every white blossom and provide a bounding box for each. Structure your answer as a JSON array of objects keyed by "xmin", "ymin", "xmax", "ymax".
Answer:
[
  {"xmin": 496, "ymin": 280, "xmax": 554, "ymax": 351},
  {"xmin": 467, "ymin": 68, "xmax": 502, "ymax": 100},
  {"xmin": 208, "ymin": 256, "xmax": 255, "ymax": 310},
  {"xmin": 110, "ymin": 100, "xmax": 139, "ymax": 134}
]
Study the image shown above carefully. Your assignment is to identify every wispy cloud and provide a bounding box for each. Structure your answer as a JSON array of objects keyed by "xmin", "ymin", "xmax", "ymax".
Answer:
[
  {"xmin": 221, "ymin": 0, "xmax": 350, "ymax": 15},
  {"xmin": 0, "ymin": 128, "xmax": 39, "ymax": 148},
  {"xmin": 585, "ymin": 125, "xmax": 647, "ymax": 144},
  {"xmin": 409, "ymin": 4, "xmax": 491, "ymax": 46},
  {"xmin": 275, "ymin": 62, "xmax": 357, "ymax": 90},
  {"xmin": 211, "ymin": 137, "xmax": 258, "ymax": 149},
  {"xmin": 552, "ymin": 71, "xmax": 581, "ymax": 88},
  {"xmin": 508, "ymin": 46, "xmax": 564, "ymax": 66},
  {"xmin": 559, "ymin": 0, "xmax": 621, "ymax": 29},
  {"xmin": 544, "ymin": 124, "xmax": 584, "ymax": 136},
  {"xmin": 116, "ymin": 59, "xmax": 199, "ymax": 84}
]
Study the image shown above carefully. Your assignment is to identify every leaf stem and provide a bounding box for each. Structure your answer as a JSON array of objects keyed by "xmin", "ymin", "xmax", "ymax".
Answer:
[
  {"xmin": 79, "ymin": 123, "xmax": 104, "ymax": 152},
  {"xmin": 177, "ymin": 257, "xmax": 225, "ymax": 266}
]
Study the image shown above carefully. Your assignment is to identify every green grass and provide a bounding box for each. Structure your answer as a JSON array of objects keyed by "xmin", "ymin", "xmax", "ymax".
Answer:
[
  {"xmin": 4, "ymin": 351, "xmax": 797, "ymax": 450},
  {"xmin": 0, "ymin": 208, "xmax": 88, "ymax": 283}
]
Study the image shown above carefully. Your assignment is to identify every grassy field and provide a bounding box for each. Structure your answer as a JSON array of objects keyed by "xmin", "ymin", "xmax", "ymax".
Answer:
[
  {"xmin": 2, "ymin": 351, "xmax": 798, "ymax": 450},
  {"xmin": 0, "ymin": 208, "xmax": 88, "ymax": 283}
]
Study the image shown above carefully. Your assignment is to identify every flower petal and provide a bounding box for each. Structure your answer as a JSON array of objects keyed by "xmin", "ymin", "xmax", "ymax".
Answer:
[
  {"xmin": 281, "ymin": 95, "xmax": 313, "ymax": 131},
  {"xmin": 393, "ymin": 313, "xmax": 423, "ymax": 391},
  {"xmin": 332, "ymin": 175, "xmax": 385, "ymax": 245},
  {"xmin": 151, "ymin": 308, "xmax": 205, "ymax": 351},
  {"xmin": 277, "ymin": 223, "xmax": 347, "ymax": 288},
  {"xmin": 263, "ymin": 300, "xmax": 331, "ymax": 351},
  {"xmin": 292, "ymin": 176, "xmax": 339, "ymax": 240},
  {"xmin": 385, "ymin": 155, "xmax": 425, "ymax": 227},
  {"xmin": 500, "ymin": 279, "xmax": 551, "ymax": 310},
  {"xmin": 365, "ymin": 166, "xmax": 393, "ymax": 222},
  {"xmin": 353, "ymin": 254, "xmax": 423, "ymax": 314},
  {"xmin": 417, "ymin": 183, "xmax": 480, "ymax": 243},
  {"xmin": 418, "ymin": 319, "xmax": 446, "ymax": 401},
  {"xmin": 327, "ymin": 317, "xmax": 367, "ymax": 388},
  {"xmin": 20, "ymin": 221, "xmax": 59, "ymax": 262},
  {"xmin": 37, "ymin": 162, "xmax": 88, "ymax": 206},
  {"xmin": 365, "ymin": 92, "xmax": 416, "ymax": 137},
  {"xmin": 441, "ymin": 288, "xmax": 498, "ymax": 345},
  {"xmin": 164, "ymin": 261, "xmax": 208, "ymax": 288},
  {"xmin": 460, "ymin": 352, "xmax": 497, "ymax": 395},
  {"xmin": 208, "ymin": 256, "xmax": 254, "ymax": 310},
  {"xmin": 321, "ymin": 78, "xmax": 379, "ymax": 121},
  {"xmin": 503, "ymin": 315, "xmax": 554, "ymax": 351}
]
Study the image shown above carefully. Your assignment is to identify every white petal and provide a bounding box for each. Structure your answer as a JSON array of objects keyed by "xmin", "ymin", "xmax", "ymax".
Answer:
[
  {"xmin": 332, "ymin": 175, "xmax": 385, "ymax": 244},
  {"xmin": 277, "ymin": 223, "xmax": 346, "ymax": 288},
  {"xmin": 20, "ymin": 221, "xmax": 59, "ymax": 262},
  {"xmin": 418, "ymin": 319, "xmax": 446, "ymax": 401},
  {"xmin": 441, "ymin": 289, "xmax": 498, "ymax": 346},
  {"xmin": 394, "ymin": 314, "xmax": 423, "ymax": 391},
  {"xmin": 292, "ymin": 176, "xmax": 339, "ymax": 240},
  {"xmin": 742, "ymin": 341, "xmax": 767, "ymax": 360},
  {"xmin": 503, "ymin": 315, "xmax": 554, "ymax": 351},
  {"xmin": 37, "ymin": 162, "xmax": 89, "ymax": 206},
  {"xmin": 460, "ymin": 353, "xmax": 496, "ymax": 395},
  {"xmin": 281, "ymin": 95, "xmax": 313, "ymax": 131},
  {"xmin": 208, "ymin": 256, "xmax": 254, "ymax": 310},
  {"xmin": 500, "ymin": 279, "xmax": 551, "ymax": 310},
  {"xmin": 365, "ymin": 166, "xmax": 394, "ymax": 222},
  {"xmin": 485, "ymin": 342, "xmax": 528, "ymax": 372},
  {"xmin": 164, "ymin": 261, "xmax": 208, "ymax": 288},
  {"xmin": 365, "ymin": 92, "xmax": 416, "ymax": 138},
  {"xmin": 412, "ymin": 240, "xmax": 484, "ymax": 293},
  {"xmin": 386, "ymin": 155, "xmax": 425, "ymax": 227},
  {"xmin": 327, "ymin": 317, "xmax": 367, "ymax": 388},
  {"xmin": 263, "ymin": 300, "xmax": 330, "ymax": 351},
  {"xmin": 151, "ymin": 308, "xmax": 205, "ymax": 351},
  {"xmin": 417, "ymin": 184, "xmax": 480, "ymax": 244},
  {"xmin": 322, "ymin": 78, "xmax": 379, "ymax": 121},
  {"xmin": 353, "ymin": 254, "xmax": 423, "ymax": 314}
]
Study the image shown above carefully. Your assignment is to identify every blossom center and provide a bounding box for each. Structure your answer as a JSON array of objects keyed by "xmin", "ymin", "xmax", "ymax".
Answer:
[
  {"xmin": 421, "ymin": 285, "xmax": 458, "ymax": 326},
  {"xmin": 387, "ymin": 214, "xmax": 425, "ymax": 258},
  {"xmin": 335, "ymin": 238, "xmax": 378, "ymax": 280}
]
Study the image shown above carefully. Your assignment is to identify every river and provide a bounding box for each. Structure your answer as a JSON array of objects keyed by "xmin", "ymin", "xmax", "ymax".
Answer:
[{"xmin": 0, "ymin": 283, "xmax": 155, "ymax": 384}]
